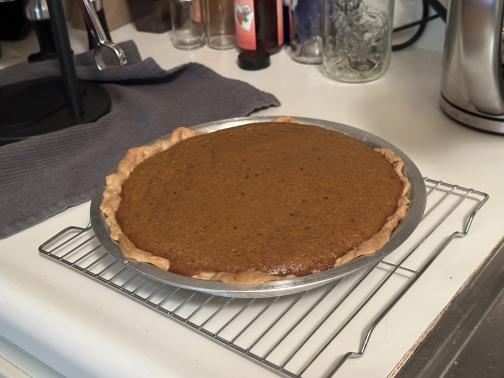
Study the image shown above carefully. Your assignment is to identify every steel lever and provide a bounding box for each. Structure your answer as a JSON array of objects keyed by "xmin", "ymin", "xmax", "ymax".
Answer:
[{"xmin": 77, "ymin": 0, "xmax": 127, "ymax": 70}]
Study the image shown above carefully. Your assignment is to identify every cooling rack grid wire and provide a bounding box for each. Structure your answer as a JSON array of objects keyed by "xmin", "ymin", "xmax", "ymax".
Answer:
[{"xmin": 39, "ymin": 178, "xmax": 488, "ymax": 378}]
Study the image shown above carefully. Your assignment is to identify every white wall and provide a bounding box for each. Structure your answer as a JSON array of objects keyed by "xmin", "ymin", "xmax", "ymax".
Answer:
[{"xmin": 394, "ymin": 0, "xmax": 447, "ymax": 52}]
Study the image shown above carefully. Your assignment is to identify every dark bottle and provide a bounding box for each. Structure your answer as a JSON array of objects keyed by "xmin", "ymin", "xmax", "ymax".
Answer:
[
  {"xmin": 0, "ymin": 0, "xmax": 30, "ymax": 41},
  {"xmin": 235, "ymin": 0, "xmax": 284, "ymax": 55}
]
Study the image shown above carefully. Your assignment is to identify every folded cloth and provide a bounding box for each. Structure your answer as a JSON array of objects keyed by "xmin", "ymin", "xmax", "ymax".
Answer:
[{"xmin": 0, "ymin": 41, "xmax": 280, "ymax": 239}]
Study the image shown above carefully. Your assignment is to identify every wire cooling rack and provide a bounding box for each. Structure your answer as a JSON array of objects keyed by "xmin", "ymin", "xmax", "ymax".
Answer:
[{"xmin": 39, "ymin": 178, "xmax": 488, "ymax": 378}]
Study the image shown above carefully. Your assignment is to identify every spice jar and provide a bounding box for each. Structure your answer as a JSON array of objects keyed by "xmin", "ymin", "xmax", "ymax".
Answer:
[
  {"xmin": 170, "ymin": 0, "xmax": 206, "ymax": 50},
  {"xmin": 204, "ymin": 0, "xmax": 235, "ymax": 49},
  {"xmin": 289, "ymin": 0, "xmax": 323, "ymax": 64}
]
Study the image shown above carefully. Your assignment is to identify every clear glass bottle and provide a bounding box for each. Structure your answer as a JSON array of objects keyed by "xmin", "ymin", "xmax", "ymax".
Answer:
[
  {"xmin": 289, "ymin": 0, "xmax": 323, "ymax": 64},
  {"xmin": 204, "ymin": 0, "xmax": 235, "ymax": 49},
  {"xmin": 170, "ymin": 0, "xmax": 206, "ymax": 50},
  {"xmin": 321, "ymin": 0, "xmax": 393, "ymax": 82}
]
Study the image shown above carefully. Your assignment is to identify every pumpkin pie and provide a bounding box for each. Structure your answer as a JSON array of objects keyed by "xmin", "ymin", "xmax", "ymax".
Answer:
[{"xmin": 100, "ymin": 117, "xmax": 410, "ymax": 284}]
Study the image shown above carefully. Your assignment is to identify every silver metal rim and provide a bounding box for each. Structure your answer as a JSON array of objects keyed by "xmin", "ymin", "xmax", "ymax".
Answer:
[{"xmin": 91, "ymin": 116, "xmax": 426, "ymax": 298}]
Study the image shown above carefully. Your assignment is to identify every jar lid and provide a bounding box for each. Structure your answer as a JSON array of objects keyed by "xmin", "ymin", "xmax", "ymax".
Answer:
[{"xmin": 238, "ymin": 51, "xmax": 271, "ymax": 70}]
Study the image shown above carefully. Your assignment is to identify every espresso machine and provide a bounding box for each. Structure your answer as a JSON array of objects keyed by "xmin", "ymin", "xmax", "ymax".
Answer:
[
  {"xmin": 440, "ymin": 0, "xmax": 504, "ymax": 133},
  {"xmin": 0, "ymin": 0, "xmax": 126, "ymax": 145}
]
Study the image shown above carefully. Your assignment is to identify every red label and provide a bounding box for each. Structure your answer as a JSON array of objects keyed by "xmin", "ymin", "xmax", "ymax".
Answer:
[
  {"xmin": 190, "ymin": 0, "xmax": 203, "ymax": 23},
  {"xmin": 277, "ymin": 0, "xmax": 284, "ymax": 46},
  {"xmin": 235, "ymin": 0, "xmax": 256, "ymax": 50}
]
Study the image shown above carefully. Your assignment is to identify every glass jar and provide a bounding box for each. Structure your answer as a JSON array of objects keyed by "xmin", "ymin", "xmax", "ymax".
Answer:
[
  {"xmin": 321, "ymin": 0, "xmax": 393, "ymax": 82},
  {"xmin": 289, "ymin": 0, "xmax": 323, "ymax": 64},
  {"xmin": 170, "ymin": 0, "xmax": 206, "ymax": 50},
  {"xmin": 204, "ymin": 0, "xmax": 235, "ymax": 49}
]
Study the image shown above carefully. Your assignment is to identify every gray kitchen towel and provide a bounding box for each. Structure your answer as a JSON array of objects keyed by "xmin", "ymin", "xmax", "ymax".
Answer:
[{"xmin": 0, "ymin": 41, "xmax": 280, "ymax": 239}]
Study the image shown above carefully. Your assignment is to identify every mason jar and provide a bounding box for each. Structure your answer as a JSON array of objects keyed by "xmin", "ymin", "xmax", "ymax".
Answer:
[{"xmin": 321, "ymin": 0, "xmax": 393, "ymax": 82}]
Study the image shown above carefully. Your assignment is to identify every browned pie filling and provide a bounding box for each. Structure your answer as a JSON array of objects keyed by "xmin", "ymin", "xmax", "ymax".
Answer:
[{"xmin": 115, "ymin": 122, "xmax": 403, "ymax": 277}]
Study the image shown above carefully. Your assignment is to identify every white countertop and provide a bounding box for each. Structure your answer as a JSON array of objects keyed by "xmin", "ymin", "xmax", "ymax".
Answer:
[{"xmin": 1, "ymin": 21, "xmax": 503, "ymax": 377}]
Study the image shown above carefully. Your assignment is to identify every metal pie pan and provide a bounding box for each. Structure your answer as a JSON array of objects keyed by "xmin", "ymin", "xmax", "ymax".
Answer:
[{"xmin": 91, "ymin": 116, "xmax": 426, "ymax": 298}]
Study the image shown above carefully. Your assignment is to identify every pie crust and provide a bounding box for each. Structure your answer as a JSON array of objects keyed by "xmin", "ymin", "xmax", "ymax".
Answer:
[{"xmin": 100, "ymin": 117, "xmax": 410, "ymax": 284}]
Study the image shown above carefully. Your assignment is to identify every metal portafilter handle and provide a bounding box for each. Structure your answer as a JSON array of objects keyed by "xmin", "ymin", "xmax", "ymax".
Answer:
[
  {"xmin": 77, "ymin": 0, "xmax": 127, "ymax": 70},
  {"xmin": 86, "ymin": 0, "xmax": 111, "ymax": 49}
]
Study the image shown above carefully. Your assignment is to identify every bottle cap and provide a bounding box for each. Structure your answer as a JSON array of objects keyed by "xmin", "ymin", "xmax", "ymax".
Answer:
[{"xmin": 238, "ymin": 51, "xmax": 271, "ymax": 70}]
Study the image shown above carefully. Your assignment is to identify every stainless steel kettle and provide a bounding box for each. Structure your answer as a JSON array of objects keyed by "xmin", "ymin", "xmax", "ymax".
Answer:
[{"xmin": 440, "ymin": 0, "xmax": 504, "ymax": 133}]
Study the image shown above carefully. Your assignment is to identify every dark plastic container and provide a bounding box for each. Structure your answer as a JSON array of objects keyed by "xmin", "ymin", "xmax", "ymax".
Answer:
[
  {"xmin": 0, "ymin": 0, "xmax": 30, "ymax": 40},
  {"xmin": 128, "ymin": 0, "xmax": 171, "ymax": 33}
]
